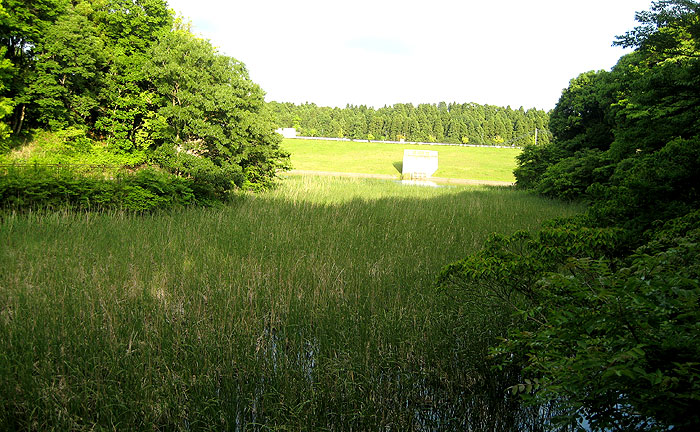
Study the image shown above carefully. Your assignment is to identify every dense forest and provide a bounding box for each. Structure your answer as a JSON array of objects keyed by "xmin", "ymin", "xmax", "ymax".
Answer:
[
  {"xmin": 439, "ymin": 1, "xmax": 700, "ymax": 430},
  {"xmin": 268, "ymin": 101, "xmax": 551, "ymax": 146},
  {"xmin": 0, "ymin": 0, "xmax": 288, "ymax": 208}
]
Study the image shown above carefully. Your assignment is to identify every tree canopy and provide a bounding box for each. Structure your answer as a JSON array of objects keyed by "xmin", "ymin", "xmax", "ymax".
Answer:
[
  {"xmin": 0, "ymin": 0, "xmax": 288, "ymax": 192},
  {"xmin": 268, "ymin": 101, "xmax": 550, "ymax": 147}
]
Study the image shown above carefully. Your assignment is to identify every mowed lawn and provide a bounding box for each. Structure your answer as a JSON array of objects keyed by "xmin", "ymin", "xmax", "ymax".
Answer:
[{"xmin": 281, "ymin": 138, "xmax": 522, "ymax": 182}]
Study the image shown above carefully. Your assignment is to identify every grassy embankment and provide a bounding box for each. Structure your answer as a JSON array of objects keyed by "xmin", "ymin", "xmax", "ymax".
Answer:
[
  {"xmin": 281, "ymin": 138, "xmax": 521, "ymax": 182},
  {"xmin": 0, "ymin": 175, "xmax": 583, "ymax": 430}
]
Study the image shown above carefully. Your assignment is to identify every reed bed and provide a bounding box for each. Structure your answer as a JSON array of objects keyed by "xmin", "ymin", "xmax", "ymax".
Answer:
[{"xmin": 0, "ymin": 176, "xmax": 583, "ymax": 430}]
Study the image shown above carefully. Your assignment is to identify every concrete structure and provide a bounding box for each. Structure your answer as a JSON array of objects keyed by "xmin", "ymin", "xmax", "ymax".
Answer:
[
  {"xmin": 275, "ymin": 127, "xmax": 297, "ymax": 138},
  {"xmin": 402, "ymin": 149, "xmax": 438, "ymax": 179}
]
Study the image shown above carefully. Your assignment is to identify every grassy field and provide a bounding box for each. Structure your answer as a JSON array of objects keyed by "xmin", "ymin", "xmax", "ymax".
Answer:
[
  {"xmin": 281, "ymin": 138, "xmax": 522, "ymax": 182},
  {"xmin": 0, "ymin": 176, "xmax": 582, "ymax": 430}
]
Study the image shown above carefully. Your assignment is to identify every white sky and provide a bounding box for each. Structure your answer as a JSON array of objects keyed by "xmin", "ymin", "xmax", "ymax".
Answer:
[{"xmin": 166, "ymin": 0, "xmax": 653, "ymax": 111}]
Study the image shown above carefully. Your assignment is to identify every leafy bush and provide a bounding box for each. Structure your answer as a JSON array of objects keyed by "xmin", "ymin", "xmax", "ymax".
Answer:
[
  {"xmin": 437, "ymin": 220, "xmax": 624, "ymax": 309},
  {"xmin": 437, "ymin": 214, "xmax": 700, "ymax": 431},
  {"xmin": 150, "ymin": 143, "xmax": 246, "ymax": 198},
  {"xmin": 514, "ymin": 143, "xmax": 564, "ymax": 190},
  {"xmin": 0, "ymin": 165, "xmax": 209, "ymax": 211},
  {"xmin": 534, "ymin": 149, "xmax": 615, "ymax": 201},
  {"xmin": 588, "ymin": 137, "xmax": 700, "ymax": 234},
  {"xmin": 494, "ymin": 215, "xmax": 700, "ymax": 432}
]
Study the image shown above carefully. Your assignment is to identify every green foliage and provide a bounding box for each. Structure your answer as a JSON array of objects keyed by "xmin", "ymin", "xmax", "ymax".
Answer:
[
  {"xmin": 455, "ymin": 3, "xmax": 700, "ymax": 430},
  {"xmin": 26, "ymin": 2, "xmax": 105, "ymax": 129},
  {"xmin": 548, "ymin": 70, "xmax": 616, "ymax": 153},
  {"xmin": 0, "ymin": 1, "xmax": 288, "ymax": 194},
  {"xmin": 535, "ymin": 149, "xmax": 615, "ymax": 201},
  {"xmin": 0, "ymin": 47, "xmax": 15, "ymax": 145},
  {"xmin": 0, "ymin": 164, "xmax": 207, "ymax": 211},
  {"xmin": 494, "ymin": 214, "xmax": 700, "ymax": 431},
  {"xmin": 437, "ymin": 222, "xmax": 624, "ymax": 305},
  {"xmin": 142, "ymin": 22, "xmax": 288, "ymax": 190},
  {"xmin": 588, "ymin": 137, "xmax": 700, "ymax": 233},
  {"xmin": 437, "ymin": 214, "xmax": 700, "ymax": 431},
  {"xmin": 514, "ymin": 69, "xmax": 618, "ymax": 199},
  {"xmin": 615, "ymin": 0, "xmax": 700, "ymax": 56},
  {"xmin": 513, "ymin": 4, "xmax": 700, "ymax": 224},
  {"xmin": 0, "ymin": 0, "xmax": 67, "ymax": 134},
  {"xmin": 268, "ymin": 101, "xmax": 550, "ymax": 147},
  {"xmin": 514, "ymin": 143, "xmax": 565, "ymax": 190},
  {"xmin": 150, "ymin": 143, "xmax": 244, "ymax": 199}
]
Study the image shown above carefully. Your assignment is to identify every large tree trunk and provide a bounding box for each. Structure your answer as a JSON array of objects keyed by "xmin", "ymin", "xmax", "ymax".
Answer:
[{"xmin": 13, "ymin": 104, "xmax": 25, "ymax": 135}]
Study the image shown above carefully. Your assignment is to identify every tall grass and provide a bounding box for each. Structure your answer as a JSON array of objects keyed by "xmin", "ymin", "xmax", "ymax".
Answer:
[{"xmin": 0, "ymin": 176, "xmax": 583, "ymax": 430}]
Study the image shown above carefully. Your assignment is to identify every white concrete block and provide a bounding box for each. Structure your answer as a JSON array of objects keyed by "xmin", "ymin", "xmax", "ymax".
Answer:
[{"xmin": 402, "ymin": 149, "xmax": 438, "ymax": 178}]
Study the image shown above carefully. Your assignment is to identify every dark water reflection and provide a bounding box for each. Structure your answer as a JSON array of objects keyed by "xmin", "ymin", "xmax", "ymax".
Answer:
[{"xmin": 230, "ymin": 321, "xmax": 571, "ymax": 431}]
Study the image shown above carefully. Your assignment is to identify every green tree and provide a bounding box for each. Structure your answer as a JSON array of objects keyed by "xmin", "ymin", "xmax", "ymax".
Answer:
[
  {"xmin": 0, "ymin": 46, "xmax": 15, "ymax": 143},
  {"xmin": 25, "ymin": 2, "xmax": 105, "ymax": 130},
  {"xmin": 439, "ymin": 214, "xmax": 700, "ymax": 431},
  {"xmin": 433, "ymin": 117, "xmax": 444, "ymax": 142},
  {"xmin": 455, "ymin": 2, "xmax": 700, "ymax": 430},
  {"xmin": 446, "ymin": 117, "xmax": 466, "ymax": 144},
  {"xmin": 548, "ymin": 70, "xmax": 616, "ymax": 153},
  {"xmin": 145, "ymin": 24, "xmax": 288, "ymax": 190},
  {"xmin": 0, "ymin": 0, "xmax": 67, "ymax": 135},
  {"xmin": 91, "ymin": 0, "xmax": 173, "ymax": 153},
  {"xmin": 369, "ymin": 114, "xmax": 384, "ymax": 139}
]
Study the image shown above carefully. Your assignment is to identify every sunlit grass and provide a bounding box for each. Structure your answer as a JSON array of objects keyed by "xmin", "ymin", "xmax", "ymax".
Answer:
[
  {"xmin": 281, "ymin": 138, "xmax": 522, "ymax": 182},
  {"xmin": 0, "ymin": 176, "xmax": 583, "ymax": 430}
]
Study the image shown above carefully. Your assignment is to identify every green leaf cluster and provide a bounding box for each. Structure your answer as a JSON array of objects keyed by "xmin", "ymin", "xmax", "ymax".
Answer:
[
  {"xmin": 438, "ymin": 213, "xmax": 700, "ymax": 431},
  {"xmin": 515, "ymin": 0, "xmax": 700, "ymax": 211},
  {"xmin": 442, "ymin": 2, "xmax": 700, "ymax": 430},
  {"xmin": 0, "ymin": 164, "xmax": 219, "ymax": 211},
  {"xmin": 0, "ymin": 0, "xmax": 289, "ymax": 194}
]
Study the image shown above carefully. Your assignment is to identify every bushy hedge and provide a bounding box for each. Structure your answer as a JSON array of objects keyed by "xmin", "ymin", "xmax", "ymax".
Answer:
[
  {"xmin": 437, "ymin": 212, "xmax": 700, "ymax": 431},
  {"xmin": 0, "ymin": 165, "xmax": 221, "ymax": 211}
]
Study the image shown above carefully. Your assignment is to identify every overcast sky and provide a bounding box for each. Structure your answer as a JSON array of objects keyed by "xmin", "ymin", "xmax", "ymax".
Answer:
[{"xmin": 165, "ymin": 0, "xmax": 653, "ymax": 111}]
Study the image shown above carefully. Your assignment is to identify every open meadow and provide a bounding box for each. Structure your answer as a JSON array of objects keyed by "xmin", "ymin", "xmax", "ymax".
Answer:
[
  {"xmin": 0, "ymin": 176, "xmax": 583, "ymax": 430},
  {"xmin": 281, "ymin": 139, "xmax": 522, "ymax": 182}
]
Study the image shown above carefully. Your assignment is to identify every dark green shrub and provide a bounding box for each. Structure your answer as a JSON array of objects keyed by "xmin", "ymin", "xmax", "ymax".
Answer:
[
  {"xmin": 0, "ymin": 164, "xmax": 208, "ymax": 211},
  {"xmin": 588, "ymin": 137, "xmax": 700, "ymax": 234},
  {"xmin": 437, "ymin": 213, "xmax": 699, "ymax": 431},
  {"xmin": 534, "ymin": 149, "xmax": 615, "ymax": 201},
  {"xmin": 150, "ymin": 144, "xmax": 245, "ymax": 198},
  {"xmin": 494, "ymin": 221, "xmax": 700, "ymax": 432},
  {"xmin": 513, "ymin": 143, "xmax": 564, "ymax": 190}
]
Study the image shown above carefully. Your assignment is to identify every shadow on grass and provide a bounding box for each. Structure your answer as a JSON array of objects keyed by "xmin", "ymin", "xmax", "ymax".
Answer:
[
  {"xmin": 1, "ymin": 129, "xmax": 38, "ymax": 155},
  {"xmin": 392, "ymin": 161, "xmax": 403, "ymax": 174},
  {"xmin": 0, "ymin": 180, "xmax": 582, "ymax": 430}
]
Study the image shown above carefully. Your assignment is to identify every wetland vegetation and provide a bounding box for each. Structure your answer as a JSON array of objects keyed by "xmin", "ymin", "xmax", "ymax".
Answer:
[{"xmin": 0, "ymin": 176, "xmax": 583, "ymax": 430}]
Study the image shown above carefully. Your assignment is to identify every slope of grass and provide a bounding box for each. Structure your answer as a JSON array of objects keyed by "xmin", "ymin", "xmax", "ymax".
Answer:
[
  {"xmin": 281, "ymin": 138, "xmax": 522, "ymax": 181},
  {"xmin": 0, "ymin": 129, "xmax": 147, "ymax": 167},
  {"xmin": 0, "ymin": 176, "xmax": 583, "ymax": 430}
]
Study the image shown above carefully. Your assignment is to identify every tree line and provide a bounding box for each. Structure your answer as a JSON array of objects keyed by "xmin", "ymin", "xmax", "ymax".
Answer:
[
  {"xmin": 439, "ymin": 1, "xmax": 700, "ymax": 430},
  {"xmin": 0, "ymin": 0, "xmax": 288, "ymax": 202},
  {"xmin": 268, "ymin": 101, "xmax": 551, "ymax": 146}
]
